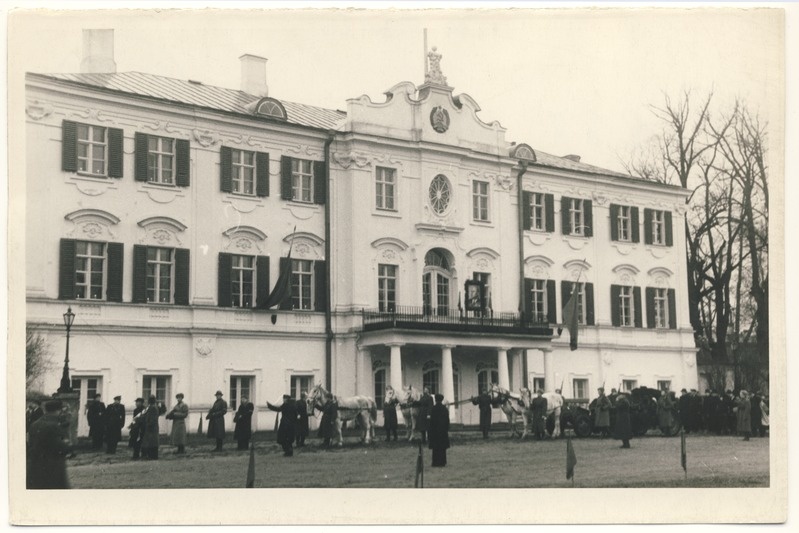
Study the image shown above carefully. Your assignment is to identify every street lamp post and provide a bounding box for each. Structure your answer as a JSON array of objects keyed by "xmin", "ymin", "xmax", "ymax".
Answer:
[{"xmin": 57, "ymin": 306, "xmax": 76, "ymax": 394}]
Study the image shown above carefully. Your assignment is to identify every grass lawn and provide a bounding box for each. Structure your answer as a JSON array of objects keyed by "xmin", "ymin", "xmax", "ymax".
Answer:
[{"xmin": 65, "ymin": 429, "xmax": 769, "ymax": 489}]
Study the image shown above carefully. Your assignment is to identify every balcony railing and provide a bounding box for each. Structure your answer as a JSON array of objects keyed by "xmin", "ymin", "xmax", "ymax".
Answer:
[{"xmin": 361, "ymin": 306, "xmax": 552, "ymax": 336}]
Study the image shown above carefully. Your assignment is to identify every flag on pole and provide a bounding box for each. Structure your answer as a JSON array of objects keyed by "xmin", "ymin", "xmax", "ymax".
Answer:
[
  {"xmin": 414, "ymin": 443, "xmax": 424, "ymax": 488},
  {"xmin": 558, "ymin": 282, "xmax": 580, "ymax": 351},
  {"xmin": 680, "ymin": 429, "xmax": 687, "ymax": 474},
  {"xmin": 198, "ymin": 415, "xmax": 203, "ymax": 434},
  {"xmin": 566, "ymin": 437, "xmax": 577, "ymax": 481},
  {"xmin": 245, "ymin": 441, "xmax": 256, "ymax": 488},
  {"xmin": 256, "ymin": 225, "xmax": 297, "ymax": 309}
]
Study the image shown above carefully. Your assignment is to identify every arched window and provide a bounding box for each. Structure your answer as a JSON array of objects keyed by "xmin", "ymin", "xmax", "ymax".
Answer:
[
  {"xmin": 476, "ymin": 362, "xmax": 499, "ymax": 395},
  {"xmin": 373, "ymin": 361, "xmax": 386, "ymax": 409},
  {"xmin": 423, "ymin": 248, "xmax": 453, "ymax": 316},
  {"xmin": 254, "ymin": 97, "xmax": 287, "ymax": 120},
  {"xmin": 422, "ymin": 360, "xmax": 440, "ymax": 395}
]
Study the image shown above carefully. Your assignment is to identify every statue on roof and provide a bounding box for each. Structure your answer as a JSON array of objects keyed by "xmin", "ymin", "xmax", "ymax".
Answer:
[{"xmin": 425, "ymin": 46, "xmax": 448, "ymax": 86}]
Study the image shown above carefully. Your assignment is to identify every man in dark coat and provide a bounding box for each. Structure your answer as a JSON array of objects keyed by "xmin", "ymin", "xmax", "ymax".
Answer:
[
  {"xmin": 689, "ymin": 389, "xmax": 704, "ymax": 432},
  {"xmin": 104, "ymin": 395, "xmax": 126, "ymax": 454},
  {"xmin": 750, "ymin": 391, "xmax": 763, "ymax": 438},
  {"xmin": 594, "ymin": 388, "xmax": 611, "ymax": 437},
  {"xmin": 383, "ymin": 389, "xmax": 399, "ymax": 442},
  {"xmin": 86, "ymin": 393, "xmax": 106, "ymax": 449},
  {"xmin": 128, "ymin": 397, "xmax": 145, "ymax": 460},
  {"xmin": 428, "ymin": 394, "xmax": 450, "ymax": 467},
  {"xmin": 296, "ymin": 392, "xmax": 310, "ymax": 447},
  {"xmin": 267, "ymin": 394, "xmax": 298, "ymax": 456},
  {"xmin": 27, "ymin": 399, "xmax": 72, "ymax": 489},
  {"xmin": 678, "ymin": 389, "xmax": 692, "ymax": 433},
  {"xmin": 723, "ymin": 390, "xmax": 737, "ymax": 435},
  {"xmin": 140, "ymin": 395, "xmax": 161, "ymax": 459},
  {"xmin": 736, "ymin": 390, "xmax": 752, "ymax": 441},
  {"xmin": 703, "ymin": 390, "xmax": 722, "ymax": 435},
  {"xmin": 233, "ymin": 396, "xmax": 255, "ymax": 450},
  {"xmin": 317, "ymin": 397, "xmax": 338, "ymax": 448},
  {"xmin": 614, "ymin": 392, "xmax": 633, "ymax": 448},
  {"xmin": 416, "ymin": 387, "xmax": 434, "ymax": 444},
  {"xmin": 26, "ymin": 400, "xmax": 44, "ymax": 434},
  {"xmin": 206, "ymin": 390, "xmax": 227, "ymax": 452},
  {"xmin": 531, "ymin": 389, "xmax": 548, "ymax": 440},
  {"xmin": 471, "ymin": 388, "xmax": 493, "ymax": 439}
]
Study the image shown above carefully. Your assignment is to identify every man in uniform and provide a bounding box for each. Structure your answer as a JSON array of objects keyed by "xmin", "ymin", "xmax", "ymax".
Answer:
[
  {"xmin": 594, "ymin": 388, "xmax": 611, "ymax": 438},
  {"xmin": 27, "ymin": 399, "xmax": 72, "ymax": 489},
  {"xmin": 104, "ymin": 395, "xmax": 126, "ymax": 454},
  {"xmin": 128, "ymin": 397, "xmax": 145, "ymax": 460},
  {"xmin": 531, "ymin": 389, "xmax": 548, "ymax": 441},
  {"xmin": 86, "ymin": 393, "xmax": 106, "ymax": 450},
  {"xmin": 471, "ymin": 388, "xmax": 493, "ymax": 439}
]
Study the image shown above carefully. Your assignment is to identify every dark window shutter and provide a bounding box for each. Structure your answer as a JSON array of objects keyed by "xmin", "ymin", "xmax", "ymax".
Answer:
[
  {"xmin": 561, "ymin": 196, "xmax": 571, "ymax": 235},
  {"xmin": 58, "ymin": 239, "xmax": 76, "ymax": 300},
  {"xmin": 610, "ymin": 285, "xmax": 621, "ymax": 327},
  {"xmin": 645, "ymin": 287, "xmax": 656, "ymax": 329},
  {"xmin": 106, "ymin": 242, "xmax": 124, "ymax": 302},
  {"xmin": 633, "ymin": 286, "xmax": 643, "ymax": 328},
  {"xmin": 174, "ymin": 248, "xmax": 190, "ymax": 305},
  {"xmin": 522, "ymin": 191, "xmax": 532, "ymax": 230},
  {"xmin": 220, "ymin": 146, "xmax": 233, "ymax": 193},
  {"xmin": 134, "ymin": 133, "xmax": 149, "ymax": 182},
  {"xmin": 314, "ymin": 260, "xmax": 327, "ymax": 311},
  {"xmin": 546, "ymin": 279, "xmax": 557, "ymax": 324},
  {"xmin": 281, "ymin": 156, "xmax": 293, "ymax": 200},
  {"xmin": 279, "ymin": 257, "xmax": 293, "ymax": 310},
  {"xmin": 313, "ymin": 161, "xmax": 326, "ymax": 205},
  {"xmin": 217, "ymin": 253, "xmax": 232, "ymax": 307},
  {"xmin": 108, "ymin": 128, "xmax": 124, "ymax": 178},
  {"xmin": 585, "ymin": 282, "xmax": 595, "ymax": 326},
  {"xmin": 175, "ymin": 139, "xmax": 190, "ymax": 187},
  {"xmin": 643, "ymin": 208, "xmax": 653, "ymax": 245},
  {"xmin": 523, "ymin": 278, "xmax": 533, "ymax": 322},
  {"xmin": 62, "ymin": 121, "xmax": 78, "ymax": 172},
  {"xmin": 544, "ymin": 194, "xmax": 555, "ymax": 232},
  {"xmin": 256, "ymin": 256, "xmax": 270, "ymax": 308},
  {"xmin": 610, "ymin": 204, "xmax": 619, "ymax": 241},
  {"xmin": 256, "ymin": 152, "xmax": 270, "ymax": 197},
  {"xmin": 583, "ymin": 200, "xmax": 593, "ymax": 237},
  {"xmin": 665, "ymin": 211, "xmax": 674, "ymax": 246},
  {"xmin": 132, "ymin": 245, "xmax": 148, "ymax": 303},
  {"xmin": 631, "ymin": 207, "xmax": 640, "ymax": 243},
  {"xmin": 668, "ymin": 288, "xmax": 677, "ymax": 329}
]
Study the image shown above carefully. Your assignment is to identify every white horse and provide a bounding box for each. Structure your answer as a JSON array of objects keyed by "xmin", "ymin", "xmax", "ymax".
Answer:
[
  {"xmin": 400, "ymin": 385, "xmax": 421, "ymax": 441},
  {"xmin": 491, "ymin": 384, "xmax": 565, "ymax": 439},
  {"xmin": 307, "ymin": 384, "xmax": 377, "ymax": 446}
]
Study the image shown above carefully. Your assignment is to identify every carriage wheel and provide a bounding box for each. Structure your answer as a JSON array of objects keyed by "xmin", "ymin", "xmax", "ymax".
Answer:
[
  {"xmin": 573, "ymin": 414, "xmax": 592, "ymax": 438},
  {"xmin": 663, "ymin": 418, "xmax": 681, "ymax": 437}
]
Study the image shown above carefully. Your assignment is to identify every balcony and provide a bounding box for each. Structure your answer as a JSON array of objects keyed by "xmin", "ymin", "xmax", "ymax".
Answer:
[{"xmin": 361, "ymin": 305, "xmax": 553, "ymax": 336}]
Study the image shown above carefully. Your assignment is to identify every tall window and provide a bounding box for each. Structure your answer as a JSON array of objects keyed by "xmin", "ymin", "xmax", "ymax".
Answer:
[
  {"xmin": 533, "ymin": 377, "xmax": 546, "ymax": 393},
  {"xmin": 374, "ymin": 368, "xmax": 386, "ymax": 409},
  {"xmin": 378, "ymin": 264, "xmax": 397, "ymax": 312},
  {"xmin": 291, "ymin": 259, "xmax": 313, "ymax": 310},
  {"xmin": 657, "ymin": 380, "xmax": 672, "ymax": 393},
  {"xmin": 530, "ymin": 192, "xmax": 545, "ymax": 230},
  {"xmin": 622, "ymin": 380, "xmax": 638, "ymax": 392},
  {"xmin": 618, "ymin": 205, "xmax": 632, "ymax": 241},
  {"xmin": 422, "ymin": 361, "xmax": 440, "ymax": 395},
  {"xmin": 75, "ymin": 241, "xmax": 105, "ymax": 300},
  {"xmin": 147, "ymin": 136, "xmax": 175, "ymax": 184},
  {"xmin": 77, "ymin": 124, "xmax": 107, "ymax": 175},
  {"xmin": 472, "ymin": 180, "xmax": 490, "ymax": 221},
  {"xmin": 570, "ymin": 199, "xmax": 585, "ymax": 236},
  {"xmin": 530, "ymin": 279, "xmax": 547, "ymax": 322},
  {"xmin": 291, "ymin": 158, "xmax": 313, "ymax": 203},
  {"xmin": 477, "ymin": 368, "xmax": 499, "ymax": 395},
  {"xmin": 473, "ymin": 272, "xmax": 491, "ymax": 315},
  {"xmin": 290, "ymin": 375, "xmax": 314, "ymax": 400},
  {"xmin": 654, "ymin": 288, "xmax": 669, "ymax": 328},
  {"xmin": 573, "ymin": 283, "xmax": 586, "ymax": 325},
  {"xmin": 572, "ymin": 378, "xmax": 588, "ymax": 399},
  {"xmin": 231, "ymin": 255, "xmax": 255, "ymax": 308},
  {"xmin": 375, "ymin": 167, "xmax": 396, "ymax": 211},
  {"xmin": 423, "ymin": 249, "xmax": 451, "ymax": 316},
  {"xmin": 230, "ymin": 375, "xmax": 253, "ymax": 410},
  {"xmin": 146, "ymin": 247, "xmax": 173, "ymax": 303},
  {"xmin": 619, "ymin": 286, "xmax": 634, "ymax": 327},
  {"xmin": 652, "ymin": 210, "xmax": 666, "ymax": 245},
  {"xmin": 143, "ymin": 375, "xmax": 170, "ymax": 408},
  {"xmin": 232, "ymin": 149, "xmax": 255, "ymax": 195}
]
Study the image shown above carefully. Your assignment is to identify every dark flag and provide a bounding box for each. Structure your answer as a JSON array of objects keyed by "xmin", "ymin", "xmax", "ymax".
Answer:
[
  {"xmin": 414, "ymin": 443, "xmax": 424, "ymax": 488},
  {"xmin": 198, "ymin": 416, "xmax": 202, "ymax": 434},
  {"xmin": 680, "ymin": 429, "xmax": 687, "ymax": 474},
  {"xmin": 566, "ymin": 437, "xmax": 577, "ymax": 481},
  {"xmin": 558, "ymin": 282, "xmax": 580, "ymax": 351},
  {"xmin": 256, "ymin": 225, "xmax": 296, "ymax": 309},
  {"xmin": 245, "ymin": 441, "xmax": 256, "ymax": 488}
]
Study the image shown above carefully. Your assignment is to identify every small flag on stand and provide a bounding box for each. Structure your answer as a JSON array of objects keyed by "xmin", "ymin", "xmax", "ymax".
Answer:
[
  {"xmin": 414, "ymin": 443, "xmax": 424, "ymax": 488},
  {"xmin": 566, "ymin": 437, "xmax": 577, "ymax": 483},
  {"xmin": 198, "ymin": 416, "xmax": 203, "ymax": 434},
  {"xmin": 680, "ymin": 429, "xmax": 687, "ymax": 478},
  {"xmin": 245, "ymin": 441, "xmax": 256, "ymax": 488}
]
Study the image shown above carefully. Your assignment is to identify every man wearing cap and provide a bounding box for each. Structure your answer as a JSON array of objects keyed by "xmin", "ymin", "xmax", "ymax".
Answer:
[
  {"xmin": 167, "ymin": 393, "xmax": 189, "ymax": 454},
  {"xmin": 267, "ymin": 394, "xmax": 298, "ymax": 457},
  {"xmin": 233, "ymin": 396, "xmax": 255, "ymax": 450},
  {"xmin": 206, "ymin": 390, "xmax": 228, "ymax": 452},
  {"xmin": 27, "ymin": 399, "xmax": 72, "ymax": 489},
  {"xmin": 141, "ymin": 395, "xmax": 162, "ymax": 459},
  {"xmin": 428, "ymin": 393, "xmax": 450, "ymax": 467},
  {"xmin": 104, "ymin": 395, "xmax": 126, "ymax": 454},
  {"xmin": 531, "ymin": 389, "xmax": 548, "ymax": 441},
  {"xmin": 128, "ymin": 397, "xmax": 146, "ymax": 460},
  {"xmin": 86, "ymin": 393, "xmax": 106, "ymax": 450},
  {"xmin": 594, "ymin": 388, "xmax": 611, "ymax": 438}
]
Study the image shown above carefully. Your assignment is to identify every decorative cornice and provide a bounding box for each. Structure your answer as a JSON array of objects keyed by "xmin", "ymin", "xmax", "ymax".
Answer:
[
  {"xmin": 223, "ymin": 225, "xmax": 267, "ymax": 241},
  {"xmin": 612, "ymin": 264, "xmax": 641, "ymax": 275},
  {"xmin": 414, "ymin": 223, "xmax": 464, "ymax": 235},
  {"xmin": 524, "ymin": 255, "xmax": 555, "ymax": 267},
  {"xmin": 371, "ymin": 237, "xmax": 409, "ymax": 251},
  {"xmin": 137, "ymin": 216, "xmax": 187, "ymax": 232},
  {"xmin": 467, "ymin": 247, "xmax": 500, "ymax": 260},
  {"xmin": 65, "ymin": 208, "xmax": 120, "ymax": 226},
  {"xmin": 283, "ymin": 231, "xmax": 324, "ymax": 246},
  {"xmin": 647, "ymin": 266, "xmax": 674, "ymax": 278}
]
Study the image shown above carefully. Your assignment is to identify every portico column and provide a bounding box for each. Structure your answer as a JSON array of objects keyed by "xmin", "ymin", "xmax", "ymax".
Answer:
[
  {"xmin": 388, "ymin": 343, "xmax": 404, "ymax": 391},
  {"xmin": 542, "ymin": 347, "xmax": 554, "ymax": 392},
  {"xmin": 441, "ymin": 345, "xmax": 456, "ymax": 416},
  {"xmin": 497, "ymin": 347, "xmax": 511, "ymax": 390}
]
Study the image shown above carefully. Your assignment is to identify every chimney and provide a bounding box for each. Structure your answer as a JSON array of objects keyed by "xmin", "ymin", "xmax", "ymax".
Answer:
[
  {"xmin": 239, "ymin": 54, "xmax": 268, "ymax": 97},
  {"xmin": 563, "ymin": 154, "xmax": 581, "ymax": 163},
  {"xmin": 81, "ymin": 29, "xmax": 117, "ymax": 74}
]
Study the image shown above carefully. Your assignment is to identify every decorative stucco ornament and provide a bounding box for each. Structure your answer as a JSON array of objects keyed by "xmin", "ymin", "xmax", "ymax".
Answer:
[
  {"xmin": 425, "ymin": 46, "xmax": 448, "ymax": 86},
  {"xmin": 194, "ymin": 338, "xmax": 214, "ymax": 357},
  {"xmin": 430, "ymin": 106, "xmax": 450, "ymax": 133}
]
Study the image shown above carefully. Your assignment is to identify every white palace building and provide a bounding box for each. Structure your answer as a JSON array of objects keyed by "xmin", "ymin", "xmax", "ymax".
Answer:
[{"xmin": 26, "ymin": 30, "xmax": 698, "ymax": 435}]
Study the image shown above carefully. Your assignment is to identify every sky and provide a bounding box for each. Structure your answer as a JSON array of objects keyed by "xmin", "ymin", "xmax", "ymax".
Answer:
[{"xmin": 9, "ymin": 6, "xmax": 783, "ymax": 174}]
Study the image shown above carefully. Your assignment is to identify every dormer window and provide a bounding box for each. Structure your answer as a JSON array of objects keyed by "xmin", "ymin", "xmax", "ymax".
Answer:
[{"xmin": 254, "ymin": 97, "xmax": 287, "ymax": 120}]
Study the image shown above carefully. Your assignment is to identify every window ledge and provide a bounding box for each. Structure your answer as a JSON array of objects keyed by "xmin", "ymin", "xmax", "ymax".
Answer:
[
  {"xmin": 372, "ymin": 209, "xmax": 402, "ymax": 219},
  {"xmin": 469, "ymin": 219, "xmax": 494, "ymax": 228},
  {"xmin": 75, "ymin": 171, "xmax": 110, "ymax": 180},
  {"xmin": 227, "ymin": 192, "xmax": 260, "ymax": 201}
]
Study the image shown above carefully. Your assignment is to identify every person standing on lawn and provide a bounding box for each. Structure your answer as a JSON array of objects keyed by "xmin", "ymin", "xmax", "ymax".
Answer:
[
  {"xmin": 428, "ymin": 393, "xmax": 450, "ymax": 467},
  {"xmin": 736, "ymin": 390, "xmax": 752, "ymax": 441},
  {"xmin": 233, "ymin": 396, "xmax": 255, "ymax": 450},
  {"xmin": 296, "ymin": 392, "xmax": 310, "ymax": 448},
  {"xmin": 128, "ymin": 397, "xmax": 145, "ymax": 460},
  {"xmin": 317, "ymin": 396, "xmax": 338, "ymax": 449},
  {"xmin": 383, "ymin": 386, "xmax": 399, "ymax": 442},
  {"xmin": 267, "ymin": 394, "xmax": 298, "ymax": 456},
  {"xmin": 471, "ymin": 388, "xmax": 493, "ymax": 439},
  {"xmin": 86, "ymin": 393, "xmax": 106, "ymax": 450},
  {"xmin": 206, "ymin": 390, "xmax": 228, "ymax": 452},
  {"xmin": 104, "ymin": 395, "xmax": 126, "ymax": 454},
  {"xmin": 416, "ymin": 386, "xmax": 434, "ymax": 444},
  {"xmin": 166, "ymin": 393, "xmax": 189, "ymax": 454},
  {"xmin": 750, "ymin": 391, "xmax": 763, "ymax": 438},
  {"xmin": 614, "ymin": 392, "xmax": 633, "ymax": 448},
  {"xmin": 531, "ymin": 389, "xmax": 548, "ymax": 441},
  {"xmin": 140, "ymin": 395, "xmax": 162, "ymax": 460},
  {"xmin": 27, "ymin": 399, "xmax": 72, "ymax": 489},
  {"xmin": 594, "ymin": 388, "xmax": 611, "ymax": 438}
]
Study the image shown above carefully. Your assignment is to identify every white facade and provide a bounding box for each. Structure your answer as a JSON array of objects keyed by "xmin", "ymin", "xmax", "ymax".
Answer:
[{"xmin": 25, "ymin": 43, "xmax": 697, "ymax": 435}]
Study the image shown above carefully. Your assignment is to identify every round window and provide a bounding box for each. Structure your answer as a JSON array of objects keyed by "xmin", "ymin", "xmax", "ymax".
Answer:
[{"xmin": 428, "ymin": 174, "xmax": 451, "ymax": 215}]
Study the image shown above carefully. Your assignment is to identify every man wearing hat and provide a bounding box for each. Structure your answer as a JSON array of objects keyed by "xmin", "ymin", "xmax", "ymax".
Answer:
[
  {"xmin": 594, "ymin": 388, "xmax": 611, "ymax": 437},
  {"xmin": 428, "ymin": 393, "xmax": 450, "ymax": 467},
  {"xmin": 206, "ymin": 390, "xmax": 228, "ymax": 452},
  {"xmin": 104, "ymin": 395, "xmax": 126, "ymax": 454},
  {"xmin": 614, "ymin": 392, "xmax": 633, "ymax": 448},
  {"xmin": 531, "ymin": 389, "xmax": 549, "ymax": 441},
  {"xmin": 167, "ymin": 393, "xmax": 189, "ymax": 454},
  {"xmin": 233, "ymin": 395, "xmax": 255, "ymax": 451},
  {"xmin": 86, "ymin": 393, "xmax": 106, "ymax": 450},
  {"xmin": 267, "ymin": 394, "xmax": 299, "ymax": 457},
  {"xmin": 470, "ymin": 387, "xmax": 493, "ymax": 439},
  {"xmin": 128, "ymin": 397, "xmax": 146, "ymax": 460},
  {"xmin": 27, "ymin": 399, "xmax": 72, "ymax": 489},
  {"xmin": 141, "ymin": 395, "xmax": 162, "ymax": 459}
]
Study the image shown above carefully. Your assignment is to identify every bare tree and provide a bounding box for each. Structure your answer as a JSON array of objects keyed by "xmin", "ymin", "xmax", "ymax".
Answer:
[{"xmin": 26, "ymin": 326, "xmax": 53, "ymax": 391}]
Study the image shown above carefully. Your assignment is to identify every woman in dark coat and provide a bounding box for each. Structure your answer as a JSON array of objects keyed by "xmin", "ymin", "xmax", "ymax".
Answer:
[
  {"xmin": 428, "ymin": 394, "xmax": 450, "ymax": 467},
  {"xmin": 383, "ymin": 387, "xmax": 399, "ymax": 441},
  {"xmin": 233, "ymin": 397, "xmax": 255, "ymax": 450},
  {"xmin": 140, "ymin": 395, "xmax": 161, "ymax": 459},
  {"xmin": 295, "ymin": 392, "xmax": 310, "ymax": 447},
  {"xmin": 416, "ymin": 387, "xmax": 434, "ymax": 443},
  {"xmin": 736, "ymin": 390, "xmax": 752, "ymax": 441},
  {"xmin": 614, "ymin": 393, "xmax": 633, "ymax": 448},
  {"xmin": 317, "ymin": 398, "xmax": 338, "ymax": 448},
  {"xmin": 206, "ymin": 390, "xmax": 227, "ymax": 451},
  {"xmin": 267, "ymin": 395, "xmax": 298, "ymax": 456}
]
